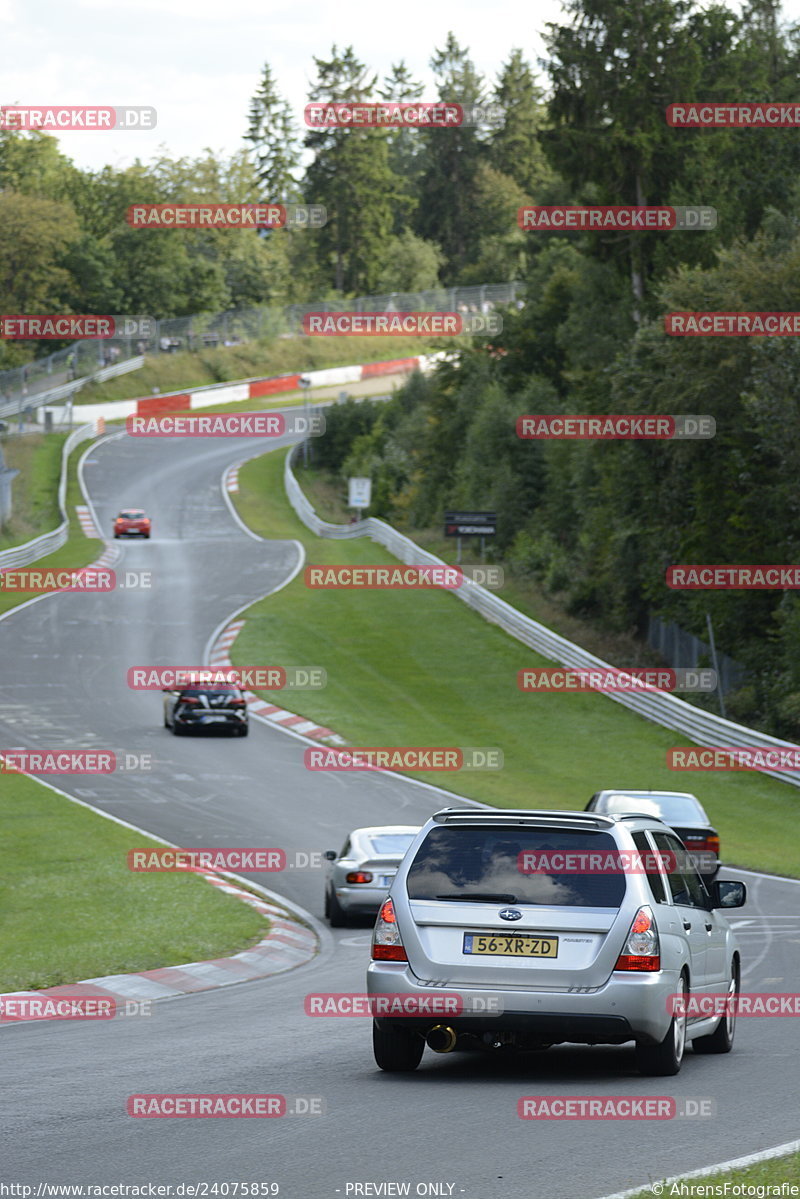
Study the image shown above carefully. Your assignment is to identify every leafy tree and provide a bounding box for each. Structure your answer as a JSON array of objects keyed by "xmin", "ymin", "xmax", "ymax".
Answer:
[
  {"xmin": 373, "ymin": 230, "xmax": 445, "ymax": 292},
  {"xmin": 0, "ymin": 129, "xmax": 79, "ymax": 201},
  {"xmin": 457, "ymin": 163, "xmax": 531, "ymax": 284},
  {"xmin": 0, "ymin": 191, "xmax": 80, "ymax": 315}
]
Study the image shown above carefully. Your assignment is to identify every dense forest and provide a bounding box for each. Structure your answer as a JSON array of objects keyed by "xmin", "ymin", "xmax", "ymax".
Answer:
[{"xmin": 3, "ymin": 0, "xmax": 800, "ymax": 733}]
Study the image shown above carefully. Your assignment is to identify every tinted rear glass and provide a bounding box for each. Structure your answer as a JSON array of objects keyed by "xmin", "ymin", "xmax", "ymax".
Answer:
[
  {"xmin": 406, "ymin": 826, "xmax": 627, "ymax": 907},
  {"xmin": 368, "ymin": 834, "xmax": 417, "ymax": 855},
  {"xmin": 602, "ymin": 794, "xmax": 705, "ymax": 823},
  {"xmin": 120, "ymin": 511, "xmax": 145, "ymax": 519}
]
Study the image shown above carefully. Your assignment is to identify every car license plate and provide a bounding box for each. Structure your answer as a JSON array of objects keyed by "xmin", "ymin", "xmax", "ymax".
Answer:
[
  {"xmin": 379, "ymin": 875, "xmax": 395, "ymax": 887},
  {"xmin": 204, "ymin": 715, "xmax": 228, "ymax": 722},
  {"xmin": 463, "ymin": 932, "xmax": 558, "ymax": 958}
]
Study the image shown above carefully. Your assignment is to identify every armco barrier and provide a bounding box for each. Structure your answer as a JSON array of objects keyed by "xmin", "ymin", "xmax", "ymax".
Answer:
[
  {"xmin": 0, "ymin": 423, "xmax": 102, "ymax": 571},
  {"xmin": 284, "ymin": 443, "xmax": 800, "ymax": 790},
  {"xmin": 1, "ymin": 357, "xmax": 145, "ymax": 422}
]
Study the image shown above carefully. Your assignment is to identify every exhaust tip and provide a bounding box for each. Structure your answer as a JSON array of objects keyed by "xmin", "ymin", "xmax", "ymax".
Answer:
[{"xmin": 426, "ymin": 1025, "xmax": 457, "ymax": 1054}]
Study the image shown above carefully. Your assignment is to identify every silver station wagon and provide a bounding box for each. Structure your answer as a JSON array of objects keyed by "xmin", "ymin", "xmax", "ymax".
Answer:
[{"xmin": 367, "ymin": 808, "xmax": 745, "ymax": 1075}]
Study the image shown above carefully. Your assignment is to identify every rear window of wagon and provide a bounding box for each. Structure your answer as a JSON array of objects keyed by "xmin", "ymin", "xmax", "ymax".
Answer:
[{"xmin": 406, "ymin": 827, "xmax": 628, "ymax": 907}]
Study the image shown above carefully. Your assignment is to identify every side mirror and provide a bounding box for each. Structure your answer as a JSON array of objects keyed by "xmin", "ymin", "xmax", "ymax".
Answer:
[
  {"xmin": 710, "ymin": 879, "xmax": 746, "ymax": 909},
  {"xmin": 324, "ymin": 850, "xmax": 336, "ymax": 861}
]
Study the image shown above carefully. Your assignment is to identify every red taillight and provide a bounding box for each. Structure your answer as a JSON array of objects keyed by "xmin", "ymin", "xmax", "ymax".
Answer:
[
  {"xmin": 346, "ymin": 871, "xmax": 373, "ymax": 884},
  {"xmin": 615, "ymin": 954, "xmax": 661, "ymax": 971},
  {"xmin": 615, "ymin": 905, "xmax": 660, "ymax": 972},
  {"xmin": 181, "ymin": 697, "xmax": 201, "ymax": 706},
  {"xmin": 229, "ymin": 699, "xmax": 246, "ymax": 708},
  {"xmin": 373, "ymin": 945, "xmax": 408, "ymax": 961},
  {"xmin": 371, "ymin": 898, "xmax": 407, "ymax": 961}
]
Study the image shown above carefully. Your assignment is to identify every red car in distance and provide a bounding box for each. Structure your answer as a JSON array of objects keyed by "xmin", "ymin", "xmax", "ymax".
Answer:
[{"xmin": 113, "ymin": 508, "xmax": 151, "ymax": 539}]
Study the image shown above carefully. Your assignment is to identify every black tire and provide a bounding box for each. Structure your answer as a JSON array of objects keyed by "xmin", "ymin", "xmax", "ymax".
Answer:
[
  {"xmin": 693, "ymin": 963, "xmax": 738, "ymax": 1054},
  {"xmin": 372, "ymin": 1021, "xmax": 424, "ymax": 1072},
  {"xmin": 172, "ymin": 722, "xmax": 185, "ymax": 736},
  {"xmin": 635, "ymin": 974, "xmax": 688, "ymax": 1077},
  {"xmin": 326, "ymin": 885, "xmax": 348, "ymax": 928},
  {"xmin": 237, "ymin": 724, "xmax": 249, "ymax": 737},
  {"xmin": 113, "ymin": 533, "xmax": 119, "ymax": 539}
]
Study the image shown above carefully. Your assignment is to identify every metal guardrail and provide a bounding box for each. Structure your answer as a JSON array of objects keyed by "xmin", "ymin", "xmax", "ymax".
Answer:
[
  {"xmin": 0, "ymin": 423, "xmax": 101, "ymax": 570},
  {"xmin": 0, "ymin": 357, "xmax": 145, "ymax": 421},
  {"xmin": 285, "ymin": 442, "xmax": 800, "ymax": 790},
  {"xmin": 0, "ymin": 282, "xmax": 521, "ymax": 416}
]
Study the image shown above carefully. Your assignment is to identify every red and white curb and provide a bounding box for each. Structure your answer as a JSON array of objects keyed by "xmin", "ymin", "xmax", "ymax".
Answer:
[
  {"xmin": 90, "ymin": 543, "xmax": 120, "ymax": 572},
  {"xmin": 225, "ymin": 463, "xmax": 241, "ymax": 493},
  {"xmin": 208, "ymin": 620, "xmax": 345, "ymax": 744},
  {"xmin": 75, "ymin": 505, "xmax": 100, "ymax": 538},
  {"xmin": 0, "ymin": 871, "xmax": 318, "ymax": 1021}
]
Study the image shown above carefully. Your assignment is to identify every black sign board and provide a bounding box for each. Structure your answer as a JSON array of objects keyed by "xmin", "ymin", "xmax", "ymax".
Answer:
[{"xmin": 444, "ymin": 511, "xmax": 496, "ymax": 537}]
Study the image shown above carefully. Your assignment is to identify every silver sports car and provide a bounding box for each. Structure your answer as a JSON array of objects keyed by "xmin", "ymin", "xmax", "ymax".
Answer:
[{"xmin": 324, "ymin": 825, "xmax": 419, "ymax": 926}]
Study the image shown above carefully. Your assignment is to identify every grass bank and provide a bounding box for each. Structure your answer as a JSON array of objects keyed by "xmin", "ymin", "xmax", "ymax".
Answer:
[{"xmin": 0, "ymin": 772, "xmax": 270, "ymax": 992}]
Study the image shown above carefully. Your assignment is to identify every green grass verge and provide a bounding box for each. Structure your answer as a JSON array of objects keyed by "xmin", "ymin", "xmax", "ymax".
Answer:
[
  {"xmin": 623, "ymin": 1149, "xmax": 800, "ymax": 1199},
  {"xmin": 74, "ymin": 335, "xmax": 440, "ymax": 404},
  {"xmin": 232, "ymin": 447, "xmax": 800, "ymax": 878},
  {"xmin": 299, "ymin": 465, "xmax": 678, "ymax": 672},
  {"xmin": 0, "ymin": 433, "xmax": 101, "ymax": 617},
  {"xmin": 0, "ymin": 772, "xmax": 270, "ymax": 991},
  {"xmin": 0, "ymin": 434, "xmax": 66, "ymax": 551}
]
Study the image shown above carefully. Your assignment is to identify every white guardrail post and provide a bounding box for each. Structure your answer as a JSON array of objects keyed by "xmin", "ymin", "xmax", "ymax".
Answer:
[
  {"xmin": 0, "ymin": 423, "xmax": 101, "ymax": 571},
  {"xmin": 284, "ymin": 442, "xmax": 800, "ymax": 790}
]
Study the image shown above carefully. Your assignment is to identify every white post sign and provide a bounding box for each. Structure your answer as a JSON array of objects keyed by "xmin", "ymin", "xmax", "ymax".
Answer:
[{"xmin": 348, "ymin": 477, "xmax": 372, "ymax": 510}]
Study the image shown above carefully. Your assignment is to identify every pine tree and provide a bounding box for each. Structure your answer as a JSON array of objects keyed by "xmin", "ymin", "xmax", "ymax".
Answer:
[
  {"xmin": 541, "ymin": 0, "xmax": 701, "ymax": 320},
  {"xmin": 379, "ymin": 61, "xmax": 425, "ymax": 232},
  {"xmin": 489, "ymin": 50, "xmax": 551, "ymax": 197},
  {"xmin": 414, "ymin": 33, "xmax": 488, "ymax": 278},
  {"xmin": 245, "ymin": 63, "xmax": 300, "ymax": 203},
  {"xmin": 303, "ymin": 46, "xmax": 400, "ymax": 293}
]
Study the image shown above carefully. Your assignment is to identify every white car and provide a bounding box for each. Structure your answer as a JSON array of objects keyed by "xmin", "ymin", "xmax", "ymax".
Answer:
[{"xmin": 324, "ymin": 826, "xmax": 419, "ymax": 927}]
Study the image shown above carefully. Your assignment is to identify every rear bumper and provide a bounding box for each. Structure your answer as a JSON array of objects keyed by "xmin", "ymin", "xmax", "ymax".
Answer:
[
  {"xmin": 366, "ymin": 961, "xmax": 679, "ymax": 1045},
  {"xmin": 372, "ymin": 1010, "xmax": 635, "ymax": 1044},
  {"xmin": 335, "ymin": 885, "xmax": 389, "ymax": 913},
  {"xmin": 175, "ymin": 712, "xmax": 247, "ymax": 729}
]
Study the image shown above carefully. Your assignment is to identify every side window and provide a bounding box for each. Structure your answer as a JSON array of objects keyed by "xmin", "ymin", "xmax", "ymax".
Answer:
[
  {"xmin": 652, "ymin": 832, "xmax": 706, "ymax": 907},
  {"xmin": 669, "ymin": 837, "xmax": 710, "ymax": 907},
  {"xmin": 631, "ymin": 831, "xmax": 667, "ymax": 904},
  {"xmin": 339, "ymin": 838, "xmax": 351, "ymax": 859}
]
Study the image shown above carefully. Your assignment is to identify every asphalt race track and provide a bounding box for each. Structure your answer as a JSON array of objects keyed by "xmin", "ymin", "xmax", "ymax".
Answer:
[{"xmin": 1, "ymin": 420, "xmax": 799, "ymax": 1198}]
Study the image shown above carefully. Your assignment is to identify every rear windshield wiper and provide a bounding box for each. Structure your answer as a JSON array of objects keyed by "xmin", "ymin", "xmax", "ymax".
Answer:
[{"xmin": 435, "ymin": 892, "xmax": 518, "ymax": 902}]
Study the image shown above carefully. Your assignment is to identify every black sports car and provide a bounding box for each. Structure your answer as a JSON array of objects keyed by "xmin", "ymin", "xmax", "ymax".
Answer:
[{"xmin": 163, "ymin": 683, "xmax": 249, "ymax": 736}]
